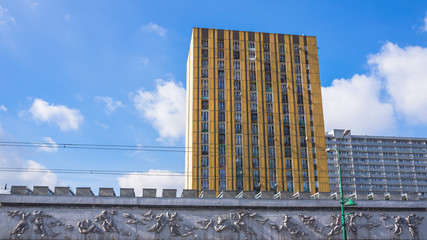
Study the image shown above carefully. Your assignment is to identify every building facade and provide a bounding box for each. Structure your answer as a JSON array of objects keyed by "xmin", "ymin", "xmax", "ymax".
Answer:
[
  {"xmin": 1, "ymin": 186, "xmax": 426, "ymax": 240},
  {"xmin": 327, "ymin": 129, "xmax": 427, "ymax": 195},
  {"xmin": 185, "ymin": 28, "xmax": 329, "ymax": 194}
]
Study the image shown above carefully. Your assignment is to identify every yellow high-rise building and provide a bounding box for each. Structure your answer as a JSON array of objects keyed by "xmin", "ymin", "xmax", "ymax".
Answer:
[{"xmin": 185, "ymin": 28, "xmax": 329, "ymax": 195}]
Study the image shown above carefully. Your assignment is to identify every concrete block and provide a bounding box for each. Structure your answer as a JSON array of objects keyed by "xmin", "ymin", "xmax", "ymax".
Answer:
[
  {"xmin": 199, "ymin": 190, "xmax": 215, "ymax": 198},
  {"xmin": 76, "ymin": 187, "xmax": 94, "ymax": 196},
  {"xmin": 11, "ymin": 186, "xmax": 32, "ymax": 195},
  {"xmin": 294, "ymin": 192, "xmax": 311, "ymax": 200},
  {"xmin": 260, "ymin": 191, "xmax": 275, "ymax": 199},
  {"xmin": 405, "ymin": 193, "xmax": 419, "ymax": 201},
  {"xmin": 221, "ymin": 190, "xmax": 237, "ymax": 199},
  {"xmin": 143, "ymin": 189, "xmax": 157, "ymax": 198},
  {"xmin": 99, "ymin": 188, "xmax": 116, "ymax": 197},
  {"xmin": 33, "ymin": 186, "xmax": 53, "ymax": 195},
  {"xmin": 275, "ymin": 191, "xmax": 293, "ymax": 200},
  {"xmin": 120, "ymin": 188, "xmax": 135, "ymax": 197},
  {"xmin": 317, "ymin": 192, "xmax": 331, "ymax": 199},
  {"xmin": 54, "ymin": 187, "xmax": 74, "ymax": 196},
  {"xmin": 242, "ymin": 191, "xmax": 256, "ymax": 199},
  {"xmin": 181, "ymin": 189, "xmax": 197, "ymax": 198},
  {"xmin": 162, "ymin": 189, "xmax": 177, "ymax": 198}
]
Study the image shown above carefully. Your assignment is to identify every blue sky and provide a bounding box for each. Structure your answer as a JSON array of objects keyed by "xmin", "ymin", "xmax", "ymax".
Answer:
[{"xmin": 0, "ymin": 0, "xmax": 427, "ymax": 195}]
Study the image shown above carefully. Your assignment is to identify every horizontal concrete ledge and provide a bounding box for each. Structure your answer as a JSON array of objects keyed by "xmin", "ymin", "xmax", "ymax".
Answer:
[{"xmin": 1, "ymin": 194, "xmax": 426, "ymax": 210}]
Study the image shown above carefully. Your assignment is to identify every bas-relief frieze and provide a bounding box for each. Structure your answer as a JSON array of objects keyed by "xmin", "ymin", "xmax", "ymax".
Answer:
[{"xmin": 4, "ymin": 207, "xmax": 426, "ymax": 239}]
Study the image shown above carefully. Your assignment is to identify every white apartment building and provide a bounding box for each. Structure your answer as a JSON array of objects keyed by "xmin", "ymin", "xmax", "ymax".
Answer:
[{"xmin": 326, "ymin": 129, "xmax": 427, "ymax": 196}]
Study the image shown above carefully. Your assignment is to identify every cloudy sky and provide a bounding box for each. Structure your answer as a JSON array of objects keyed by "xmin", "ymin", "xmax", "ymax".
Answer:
[{"xmin": 0, "ymin": 1, "xmax": 427, "ymax": 195}]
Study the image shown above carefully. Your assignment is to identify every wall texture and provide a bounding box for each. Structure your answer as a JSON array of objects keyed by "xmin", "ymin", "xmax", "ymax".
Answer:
[{"xmin": 1, "ymin": 194, "xmax": 426, "ymax": 240}]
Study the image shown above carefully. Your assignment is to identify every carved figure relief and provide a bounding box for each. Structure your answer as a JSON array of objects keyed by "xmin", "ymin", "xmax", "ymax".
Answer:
[
  {"xmin": 94, "ymin": 210, "xmax": 118, "ymax": 233},
  {"xmin": 77, "ymin": 219, "xmax": 101, "ymax": 234},
  {"xmin": 8, "ymin": 211, "xmax": 30, "ymax": 235}
]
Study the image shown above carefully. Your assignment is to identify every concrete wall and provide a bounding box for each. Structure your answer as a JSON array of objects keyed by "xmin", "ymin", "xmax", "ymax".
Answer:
[{"xmin": 1, "ymin": 193, "xmax": 426, "ymax": 240}]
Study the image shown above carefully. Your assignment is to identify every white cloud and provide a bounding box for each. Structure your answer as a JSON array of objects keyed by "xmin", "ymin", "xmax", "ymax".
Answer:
[
  {"xmin": 0, "ymin": 105, "xmax": 7, "ymax": 111},
  {"xmin": 118, "ymin": 169, "xmax": 184, "ymax": 197},
  {"xmin": 141, "ymin": 23, "xmax": 166, "ymax": 36},
  {"xmin": 23, "ymin": 98, "xmax": 83, "ymax": 131},
  {"xmin": 95, "ymin": 121, "xmax": 109, "ymax": 129},
  {"xmin": 322, "ymin": 74, "xmax": 395, "ymax": 134},
  {"xmin": 0, "ymin": 148, "xmax": 59, "ymax": 191},
  {"xmin": 131, "ymin": 78, "xmax": 186, "ymax": 143},
  {"xmin": 0, "ymin": 5, "xmax": 16, "ymax": 27},
  {"xmin": 368, "ymin": 42, "xmax": 427, "ymax": 124},
  {"xmin": 95, "ymin": 96, "xmax": 123, "ymax": 114},
  {"xmin": 323, "ymin": 41, "xmax": 427, "ymax": 134},
  {"xmin": 37, "ymin": 137, "xmax": 58, "ymax": 153}
]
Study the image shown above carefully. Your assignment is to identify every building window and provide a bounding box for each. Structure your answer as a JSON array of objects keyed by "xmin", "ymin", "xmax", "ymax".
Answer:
[
  {"xmin": 235, "ymin": 135, "xmax": 242, "ymax": 145},
  {"xmin": 236, "ymin": 169, "xmax": 243, "ymax": 180},
  {"xmin": 202, "ymin": 180, "xmax": 209, "ymax": 190},
  {"xmin": 218, "ymin": 134, "xmax": 225, "ymax": 144},
  {"xmin": 202, "ymin": 80, "xmax": 208, "ymax": 89},
  {"xmin": 202, "ymin": 50, "xmax": 208, "ymax": 58},
  {"xmin": 202, "ymin": 169, "xmax": 209, "ymax": 179},
  {"xmin": 303, "ymin": 182, "xmax": 310, "ymax": 192},
  {"xmin": 249, "ymin": 72, "xmax": 256, "ymax": 81},
  {"xmin": 237, "ymin": 181, "xmax": 243, "ymax": 191},
  {"xmin": 233, "ymin": 51, "xmax": 240, "ymax": 59},
  {"xmin": 249, "ymin": 52, "xmax": 256, "ymax": 60},
  {"xmin": 252, "ymin": 146, "xmax": 259, "ymax": 157},
  {"xmin": 202, "ymin": 40, "xmax": 208, "ymax": 48},
  {"xmin": 249, "ymin": 62, "xmax": 256, "ymax": 71},
  {"xmin": 251, "ymin": 113, "xmax": 257, "ymax": 123},
  {"xmin": 286, "ymin": 159, "xmax": 292, "ymax": 169},
  {"xmin": 234, "ymin": 92, "xmax": 241, "ymax": 100},
  {"xmin": 264, "ymin": 53, "xmax": 270, "ymax": 62},
  {"xmin": 235, "ymin": 102, "xmax": 241, "ymax": 111},
  {"xmin": 235, "ymin": 146, "xmax": 242, "ymax": 156},
  {"xmin": 218, "ymin": 41, "xmax": 224, "ymax": 49},
  {"xmin": 281, "ymin": 74, "xmax": 287, "ymax": 83},
  {"xmin": 202, "ymin": 59, "xmax": 208, "ymax": 67},
  {"xmin": 302, "ymin": 171, "xmax": 308, "ymax": 181},
  {"xmin": 253, "ymin": 170, "xmax": 260, "ymax": 180},
  {"xmin": 266, "ymin": 93, "xmax": 273, "ymax": 102},
  {"xmin": 218, "ymin": 51, "xmax": 224, "ymax": 59},
  {"xmin": 285, "ymin": 148, "xmax": 292, "ymax": 157},
  {"xmin": 233, "ymin": 41, "xmax": 239, "ymax": 50},
  {"xmin": 202, "ymin": 122, "xmax": 208, "ymax": 132},
  {"xmin": 287, "ymin": 182, "xmax": 293, "ymax": 192},
  {"xmin": 235, "ymin": 113, "xmax": 242, "ymax": 122},
  {"xmin": 267, "ymin": 125, "xmax": 274, "ymax": 135},
  {"xmin": 218, "ymin": 70, "xmax": 225, "ymax": 79},
  {"xmin": 302, "ymin": 160, "xmax": 308, "ymax": 169},
  {"xmin": 265, "ymin": 63, "xmax": 271, "ymax": 72},
  {"xmin": 201, "ymin": 145, "xmax": 209, "ymax": 155},
  {"xmin": 219, "ymin": 169, "xmax": 226, "ymax": 179},
  {"xmin": 201, "ymin": 111, "xmax": 208, "ymax": 121},
  {"xmin": 266, "ymin": 103, "xmax": 273, "ymax": 113},
  {"xmin": 202, "ymin": 101, "xmax": 209, "ymax": 110},
  {"xmin": 218, "ymin": 60, "xmax": 224, "ymax": 69},
  {"xmin": 251, "ymin": 125, "xmax": 258, "ymax": 134},
  {"xmin": 218, "ymin": 91, "xmax": 224, "ymax": 100},
  {"xmin": 218, "ymin": 101, "xmax": 225, "ymax": 111},
  {"xmin": 286, "ymin": 171, "xmax": 293, "ymax": 181},
  {"xmin": 219, "ymin": 145, "xmax": 226, "ymax": 156},
  {"xmin": 234, "ymin": 61, "xmax": 240, "ymax": 70},
  {"xmin": 263, "ymin": 44, "xmax": 270, "ymax": 52},
  {"xmin": 235, "ymin": 124, "xmax": 241, "ymax": 133},
  {"xmin": 218, "ymin": 123, "xmax": 225, "ymax": 133},
  {"xmin": 219, "ymin": 181, "xmax": 226, "ymax": 191},
  {"xmin": 201, "ymin": 134, "xmax": 209, "ymax": 144},
  {"xmin": 236, "ymin": 157, "xmax": 243, "ymax": 168},
  {"xmin": 248, "ymin": 42, "xmax": 255, "ymax": 50},
  {"xmin": 280, "ymin": 54, "xmax": 286, "ymax": 63},
  {"xmin": 234, "ymin": 72, "xmax": 241, "ymax": 80},
  {"xmin": 279, "ymin": 45, "xmax": 285, "ymax": 53},
  {"xmin": 269, "ymin": 158, "xmax": 276, "ymax": 168},
  {"xmin": 248, "ymin": 135, "xmax": 256, "ymax": 145},
  {"xmin": 218, "ymin": 79, "xmax": 224, "ymax": 89},
  {"xmin": 219, "ymin": 157, "xmax": 225, "ymax": 167},
  {"xmin": 253, "ymin": 158, "xmax": 259, "ymax": 168},
  {"xmin": 201, "ymin": 157, "xmax": 209, "ymax": 167},
  {"xmin": 218, "ymin": 112, "xmax": 225, "ymax": 121},
  {"xmin": 280, "ymin": 64, "xmax": 286, "ymax": 72},
  {"xmin": 202, "ymin": 69, "xmax": 208, "ymax": 78},
  {"xmin": 250, "ymin": 93, "xmax": 257, "ymax": 102}
]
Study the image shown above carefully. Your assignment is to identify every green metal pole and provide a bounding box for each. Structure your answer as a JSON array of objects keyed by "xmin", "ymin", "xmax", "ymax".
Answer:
[
  {"xmin": 337, "ymin": 149, "xmax": 347, "ymax": 240},
  {"xmin": 337, "ymin": 134, "xmax": 347, "ymax": 240}
]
